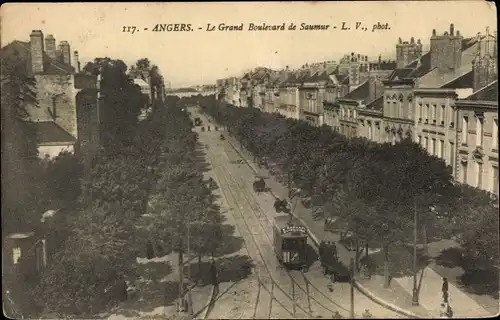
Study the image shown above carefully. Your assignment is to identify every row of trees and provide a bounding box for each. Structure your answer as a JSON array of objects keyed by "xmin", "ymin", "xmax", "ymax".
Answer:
[
  {"xmin": 25, "ymin": 58, "xmax": 165, "ymax": 317},
  {"xmin": 146, "ymin": 102, "xmax": 225, "ymax": 295},
  {"xmin": 202, "ymin": 99, "xmax": 499, "ymax": 285},
  {"xmin": 33, "ymin": 106, "xmax": 167, "ymax": 317}
]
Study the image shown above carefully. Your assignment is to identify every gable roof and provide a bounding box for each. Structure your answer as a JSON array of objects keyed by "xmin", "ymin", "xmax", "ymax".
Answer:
[
  {"xmin": 1, "ymin": 40, "xmax": 75, "ymax": 75},
  {"xmin": 461, "ymin": 80, "xmax": 498, "ymax": 102},
  {"xmin": 341, "ymin": 81, "xmax": 370, "ymax": 101},
  {"xmin": 440, "ymin": 70, "xmax": 474, "ymax": 89},
  {"xmin": 364, "ymin": 96, "xmax": 384, "ymax": 111},
  {"xmin": 29, "ymin": 121, "xmax": 76, "ymax": 144},
  {"xmin": 418, "ymin": 39, "xmax": 480, "ymax": 88}
]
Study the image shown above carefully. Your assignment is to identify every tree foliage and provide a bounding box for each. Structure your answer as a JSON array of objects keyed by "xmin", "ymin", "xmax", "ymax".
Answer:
[
  {"xmin": 201, "ymin": 99, "xmax": 499, "ymax": 269},
  {"xmin": 1, "ymin": 45, "xmax": 42, "ymax": 233}
]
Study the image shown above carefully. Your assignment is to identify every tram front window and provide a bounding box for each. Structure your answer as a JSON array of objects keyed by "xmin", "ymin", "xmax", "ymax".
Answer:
[{"xmin": 283, "ymin": 238, "xmax": 306, "ymax": 251}]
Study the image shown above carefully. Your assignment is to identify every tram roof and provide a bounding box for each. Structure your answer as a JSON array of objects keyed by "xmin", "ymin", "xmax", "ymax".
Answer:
[{"xmin": 273, "ymin": 215, "xmax": 305, "ymax": 230}]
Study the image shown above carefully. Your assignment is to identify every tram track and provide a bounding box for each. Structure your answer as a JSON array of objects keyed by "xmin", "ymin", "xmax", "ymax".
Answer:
[
  {"xmin": 203, "ymin": 134, "xmax": 349, "ymax": 318},
  {"xmin": 205, "ymin": 139, "xmax": 305, "ymax": 318},
  {"xmin": 195, "ymin": 114, "xmax": 346, "ymax": 318},
  {"xmin": 218, "ymin": 141, "xmax": 351, "ymax": 317}
]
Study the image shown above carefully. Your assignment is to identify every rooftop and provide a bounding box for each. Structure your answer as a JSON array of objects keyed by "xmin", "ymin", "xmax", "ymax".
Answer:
[
  {"xmin": 0, "ymin": 40, "xmax": 75, "ymax": 75},
  {"xmin": 364, "ymin": 96, "xmax": 384, "ymax": 112},
  {"xmin": 418, "ymin": 39, "xmax": 480, "ymax": 88},
  {"xmin": 460, "ymin": 80, "xmax": 498, "ymax": 102},
  {"xmin": 28, "ymin": 121, "xmax": 76, "ymax": 144},
  {"xmin": 341, "ymin": 80, "xmax": 370, "ymax": 101}
]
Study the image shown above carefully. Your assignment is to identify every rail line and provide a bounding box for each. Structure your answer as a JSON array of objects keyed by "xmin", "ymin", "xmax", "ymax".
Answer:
[
  {"xmin": 196, "ymin": 113, "xmax": 351, "ymax": 318},
  {"xmin": 219, "ymin": 142, "xmax": 350, "ymax": 316},
  {"xmin": 205, "ymin": 141, "xmax": 305, "ymax": 318}
]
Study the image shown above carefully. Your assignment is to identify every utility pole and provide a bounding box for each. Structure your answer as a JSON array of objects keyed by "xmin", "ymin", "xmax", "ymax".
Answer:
[
  {"xmin": 412, "ymin": 198, "xmax": 419, "ymax": 306},
  {"xmin": 187, "ymin": 221, "xmax": 193, "ymax": 317},
  {"xmin": 350, "ymin": 257, "xmax": 355, "ymax": 319}
]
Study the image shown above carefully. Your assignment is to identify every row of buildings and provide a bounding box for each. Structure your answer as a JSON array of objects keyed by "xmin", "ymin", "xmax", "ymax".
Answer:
[
  {"xmin": 167, "ymin": 84, "xmax": 218, "ymax": 98},
  {"xmin": 215, "ymin": 24, "xmax": 498, "ymax": 196}
]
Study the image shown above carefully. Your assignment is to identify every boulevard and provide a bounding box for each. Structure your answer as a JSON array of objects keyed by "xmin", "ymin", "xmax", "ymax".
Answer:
[{"xmin": 188, "ymin": 107, "xmax": 404, "ymax": 319}]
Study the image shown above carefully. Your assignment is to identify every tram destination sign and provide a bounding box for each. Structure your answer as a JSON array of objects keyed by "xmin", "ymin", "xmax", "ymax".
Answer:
[{"xmin": 281, "ymin": 225, "xmax": 307, "ymax": 234}]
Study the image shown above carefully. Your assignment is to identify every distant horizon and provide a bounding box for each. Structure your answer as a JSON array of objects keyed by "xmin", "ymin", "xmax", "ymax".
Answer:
[{"xmin": 2, "ymin": 2, "xmax": 496, "ymax": 87}]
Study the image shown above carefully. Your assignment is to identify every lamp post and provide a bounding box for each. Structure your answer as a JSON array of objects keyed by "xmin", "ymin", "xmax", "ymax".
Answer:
[
  {"xmin": 350, "ymin": 257, "xmax": 355, "ymax": 319},
  {"xmin": 412, "ymin": 198, "xmax": 419, "ymax": 306}
]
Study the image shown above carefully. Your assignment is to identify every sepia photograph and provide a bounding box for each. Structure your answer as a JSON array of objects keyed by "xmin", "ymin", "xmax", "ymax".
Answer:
[{"xmin": 1, "ymin": 1, "xmax": 498, "ymax": 319}]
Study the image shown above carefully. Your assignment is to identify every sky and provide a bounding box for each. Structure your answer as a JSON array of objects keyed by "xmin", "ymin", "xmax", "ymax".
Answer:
[{"xmin": 1, "ymin": 1, "xmax": 497, "ymax": 88}]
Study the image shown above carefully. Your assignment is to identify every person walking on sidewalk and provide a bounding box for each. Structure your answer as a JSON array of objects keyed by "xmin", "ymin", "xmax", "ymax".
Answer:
[
  {"xmin": 210, "ymin": 259, "xmax": 219, "ymax": 294},
  {"xmin": 442, "ymin": 277, "xmax": 449, "ymax": 303}
]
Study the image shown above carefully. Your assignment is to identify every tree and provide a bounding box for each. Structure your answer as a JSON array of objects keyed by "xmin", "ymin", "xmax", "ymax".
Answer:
[
  {"xmin": 82, "ymin": 57, "xmax": 144, "ymax": 151},
  {"xmin": 43, "ymin": 151, "xmax": 84, "ymax": 204},
  {"xmin": 1, "ymin": 45, "xmax": 42, "ymax": 233},
  {"xmin": 34, "ymin": 204, "xmax": 137, "ymax": 317},
  {"xmin": 447, "ymin": 184, "xmax": 499, "ymax": 265},
  {"xmin": 135, "ymin": 58, "xmax": 151, "ymax": 70}
]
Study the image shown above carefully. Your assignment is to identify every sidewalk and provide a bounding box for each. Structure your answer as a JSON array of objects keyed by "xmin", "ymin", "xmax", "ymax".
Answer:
[{"xmin": 224, "ymin": 133, "xmax": 497, "ymax": 318}]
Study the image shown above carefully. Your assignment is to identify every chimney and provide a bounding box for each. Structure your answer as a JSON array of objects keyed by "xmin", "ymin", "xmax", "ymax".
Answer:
[
  {"xmin": 411, "ymin": 37, "xmax": 415, "ymax": 44},
  {"xmin": 72, "ymin": 50, "xmax": 80, "ymax": 72},
  {"xmin": 432, "ymin": 29, "xmax": 436, "ymax": 37},
  {"xmin": 45, "ymin": 34, "xmax": 56, "ymax": 59},
  {"xmin": 59, "ymin": 41, "xmax": 71, "ymax": 65},
  {"xmin": 30, "ymin": 30, "xmax": 44, "ymax": 73},
  {"xmin": 450, "ymin": 24, "xmax": 455, "ymax": 36},
  {"xmin": 379, "ymin": 55, "xmax": 382, "ymax": 64}
]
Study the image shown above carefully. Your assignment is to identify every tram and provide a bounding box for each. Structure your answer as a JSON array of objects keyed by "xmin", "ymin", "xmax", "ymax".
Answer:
[{"xmin": 273, "ymin": 215, "xmax": 309, "ymax": 272}]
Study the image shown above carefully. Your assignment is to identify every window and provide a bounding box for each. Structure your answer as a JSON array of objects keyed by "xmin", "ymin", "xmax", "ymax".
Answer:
[
  {"xmin": 476, "ymin": 116, "xmax": 484, "ymax": 147},
  {"xmin": 425, "ymin": 104, "xmax": 430, "ymax": 123},
  {"xmin": 417, "ymin": 104, "xmax": 422, "ymax": 122},
  {"xmin": 477, "ymin": 162, "xmax": 483, "ymax": 189},
  {"xmin": 449, "ymin": 142, "xmax": 455, "ymax": 168},
  {"xmin": 462, "ymin": 116, "xmax": 469, "ymax": 145},
  {"xmin": 12, "ymin": 247, "xmax": 21, "ymax": 264},
  {"xmin": 424, "ymin": 137, "xmax": 429, "ymax": 150},
  {"xmin": 462, "ymin": 162, "xmax": 468, "ymax": 184},
  {"xmin": 438, "ymin": 140, "xmax": 444, "ymax": 158},
  {"xmin": 431, "ymin": 138, "xmax": 436, "ymax": 155},
  {"xmin": 493, "ymin": 166, "xmax": 499, "ymax": 195},
  {"xmin": 432, "ymin": 104, "xmax": 437, "ymax": 124},
  {"xmin": 417, "ymin": 135, "xmax": 421, "ymax": 145},
  {"xmin": 368, "ymin": 124, "xmax": 373, "ymax": 140},
  {"xmin": 450, "ymin": 108, "xmax": 456, "ymax": 128},
  {"xmin": 440, "ymin": 105, "xmax": 445, "ymax": 126},
  {"xmin": 493, "ymin": 119, "xmax": 498, "ymax": 150}
]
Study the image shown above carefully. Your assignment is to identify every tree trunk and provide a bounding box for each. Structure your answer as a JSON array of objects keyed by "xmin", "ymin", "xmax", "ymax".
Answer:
[
  {"xmin": 178, "ymin": 251, "xmax": 184, "ymax": 310},
  {"xmin": 365, "ymin": 242, "xmax": 369, "ymax": 258},
  {"xmin": 354, "ymin": 238, "xmax": 360, "ymax": 273},
  {"xmin": 197, "ymin": 253, "xmax": 202, "ymax": 283},
  {"xmin": 383, "ymin": 244, "xmax": 390, "ymax": 288},
  {"xmin": 422, "ymin": 223, "xmax": 428, "ymax": 257}
]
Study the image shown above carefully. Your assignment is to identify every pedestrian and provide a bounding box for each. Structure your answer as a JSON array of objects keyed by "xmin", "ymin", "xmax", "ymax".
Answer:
[
  {"xmin": 442, "ymin": 277, "xmax": 449, "ymax": 303},
  {"xmin": 146, "ymin": 240, "xmax": 154, "ymax": 259},
  {"xmin": 210, "ymin": 259, "xmax": 218, "ymax": 291}
]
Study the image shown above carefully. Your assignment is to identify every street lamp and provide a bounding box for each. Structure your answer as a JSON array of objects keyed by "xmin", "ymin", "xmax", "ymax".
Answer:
[{"xmin": 412, "ymin": 198, "xmax": 419, "ymax": 306}]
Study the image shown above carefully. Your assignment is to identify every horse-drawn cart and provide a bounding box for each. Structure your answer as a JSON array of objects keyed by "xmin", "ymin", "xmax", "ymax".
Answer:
[{"xmin": 252, "ymin": 175, "xmax": 266, "ymax": 192}]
